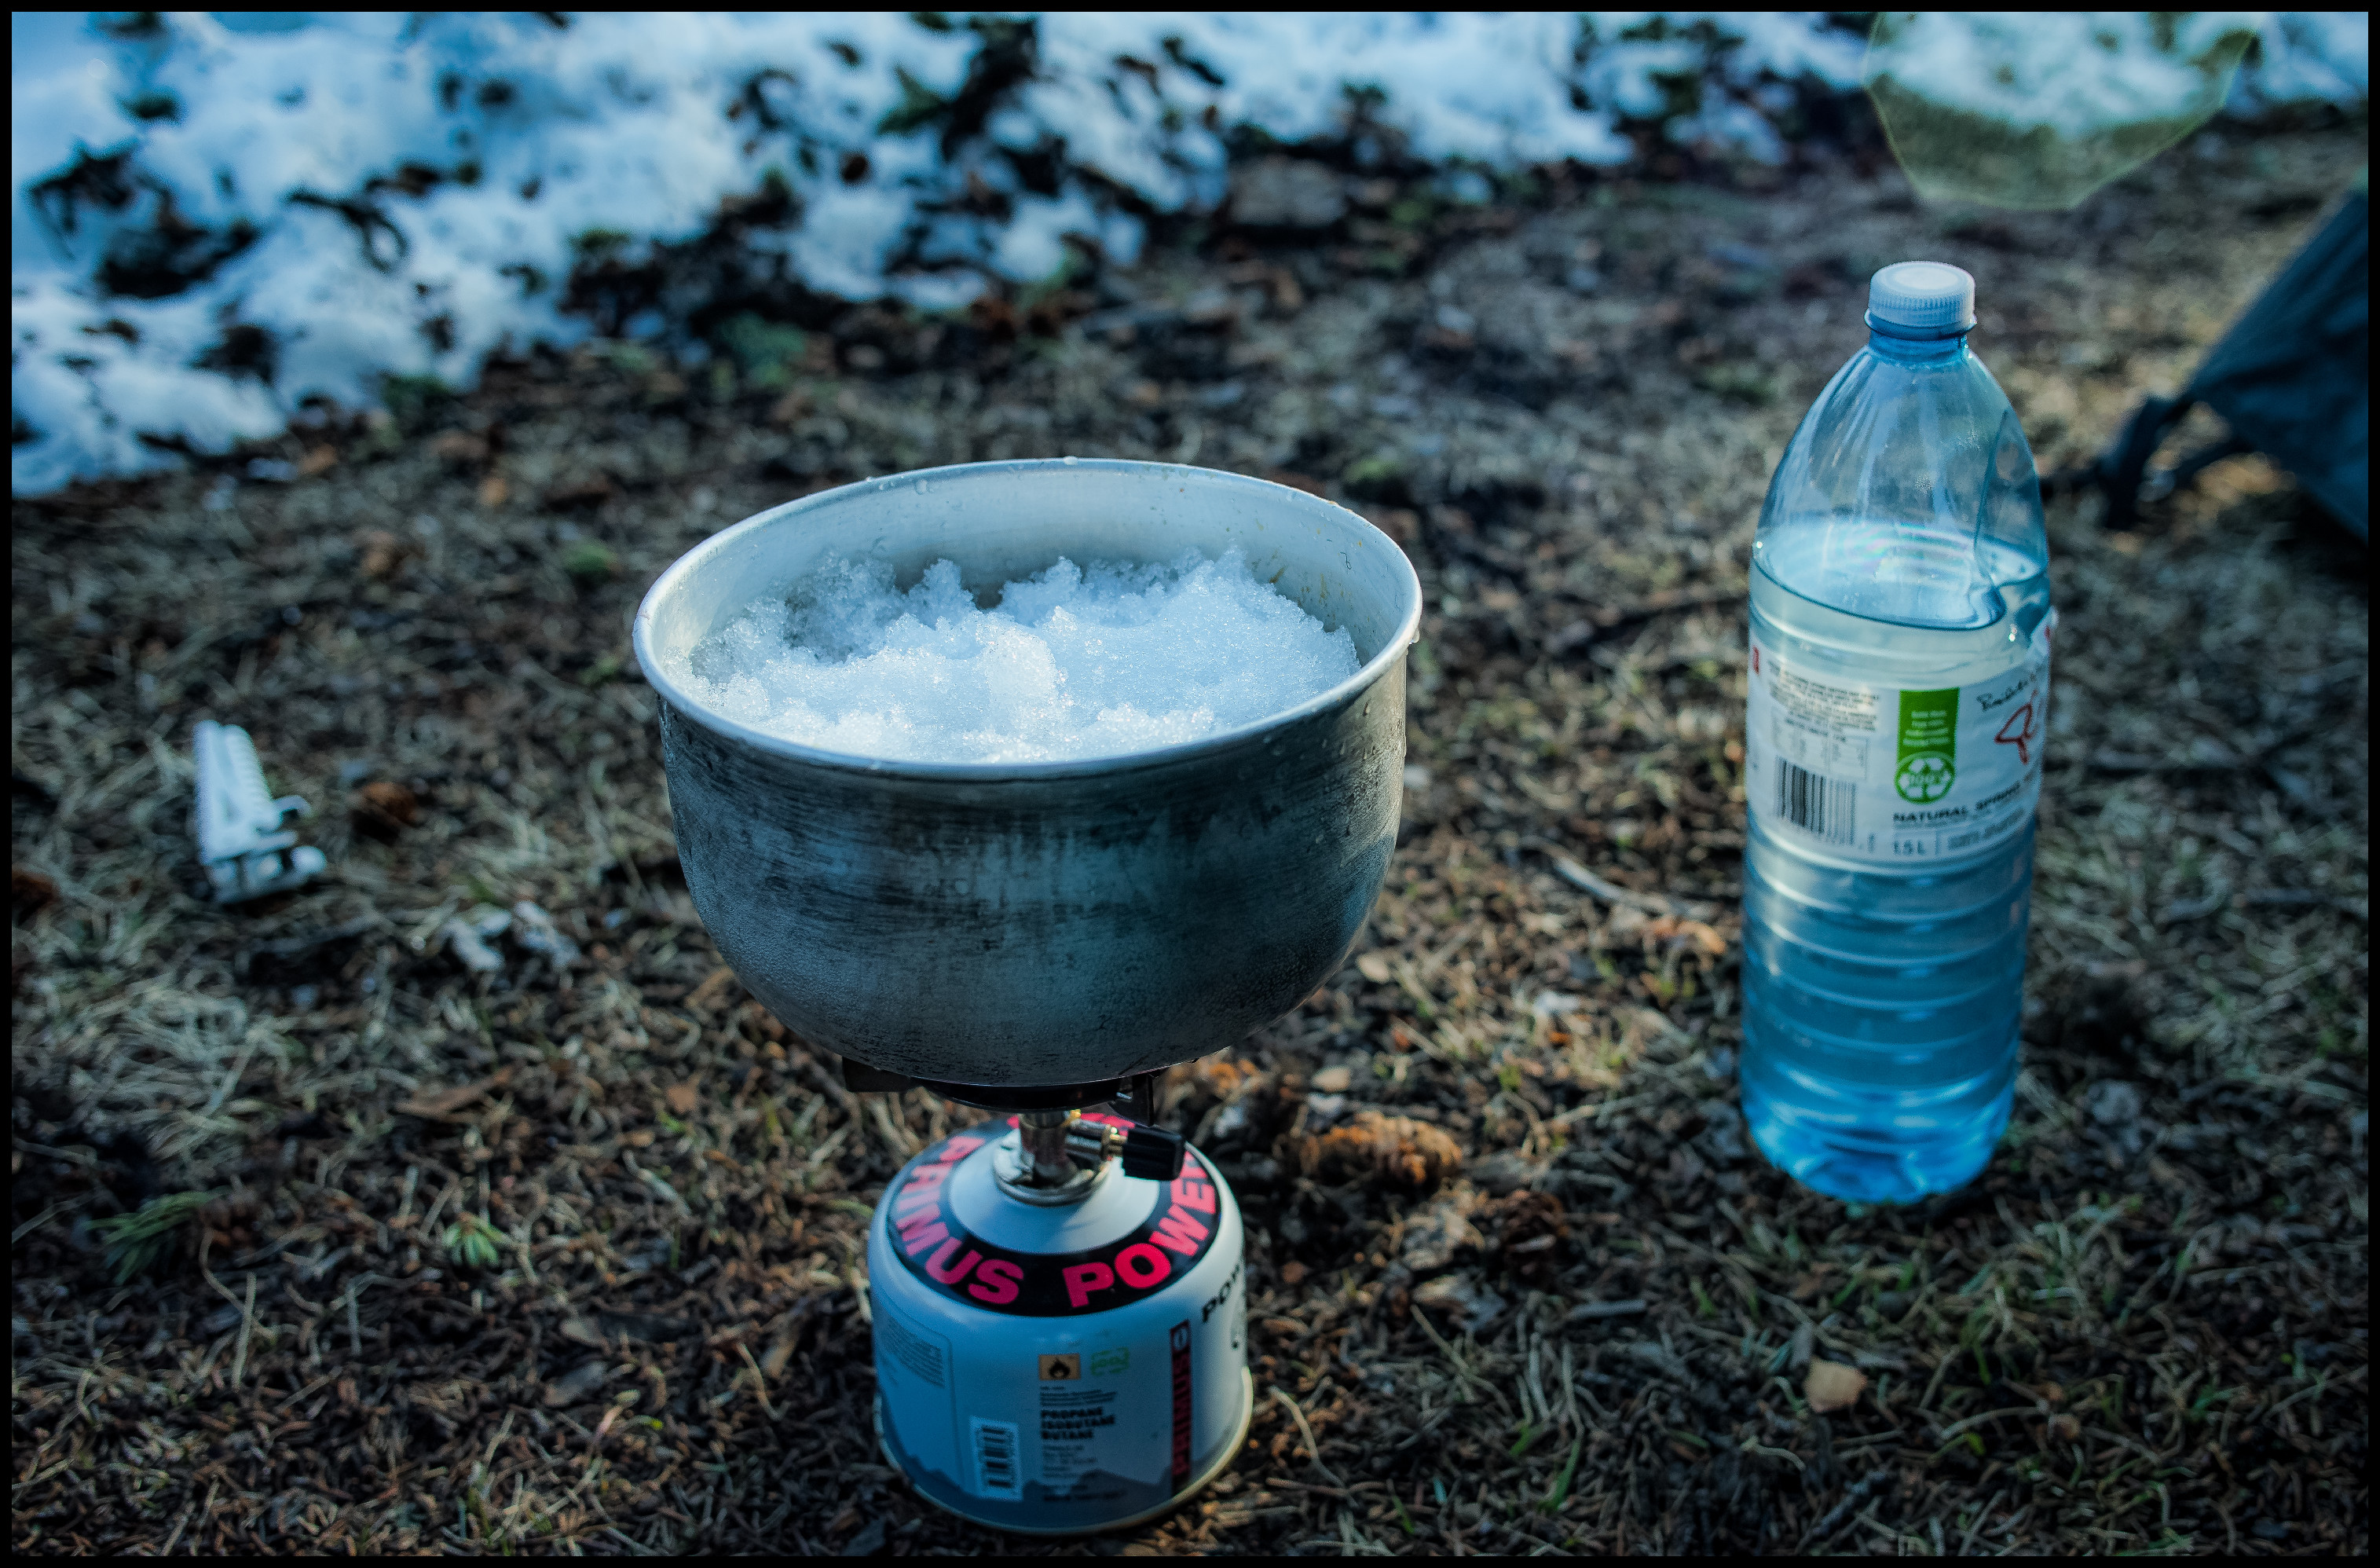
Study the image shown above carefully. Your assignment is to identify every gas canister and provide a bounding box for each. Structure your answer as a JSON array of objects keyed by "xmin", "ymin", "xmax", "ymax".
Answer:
[{"xmin": 867, "ymin": 1116, "xmax": 1252, "ymax": 1533}]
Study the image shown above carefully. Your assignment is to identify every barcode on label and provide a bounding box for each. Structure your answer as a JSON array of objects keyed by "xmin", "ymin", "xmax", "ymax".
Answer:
[
  {"xmin": 971, "ymin": 1416, "xmax": 1022, "ymax": 1498},
  {"xmin": 1776, "ymin": 762, "xmax": 1856, "ymax": 845}
]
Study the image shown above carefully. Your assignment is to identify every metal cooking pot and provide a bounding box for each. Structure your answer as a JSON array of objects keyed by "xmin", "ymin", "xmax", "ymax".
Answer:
[{"xmin": 632, "ymin": 459, "xmax": 1423, "ymax": 1099}]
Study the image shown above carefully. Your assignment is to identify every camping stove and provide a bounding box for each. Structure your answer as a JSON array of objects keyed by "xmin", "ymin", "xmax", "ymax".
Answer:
[
  {"xmin": 632, "ymin": 458, "xmax": 1420, "ymax": 1533},
  {"xmin": 866, "ymin": 1106, "xmax": 1250, "ymax": 1533}
]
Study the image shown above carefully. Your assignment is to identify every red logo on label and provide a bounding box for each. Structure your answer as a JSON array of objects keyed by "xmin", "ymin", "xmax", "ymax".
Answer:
[
  {"xmin": 1994, "ymin": 700, "xmax": 2037, "ymax": 765},
  {"xmin": 1169, "ymin": 1320, "xmax": 1194, "ymax": 1489}
]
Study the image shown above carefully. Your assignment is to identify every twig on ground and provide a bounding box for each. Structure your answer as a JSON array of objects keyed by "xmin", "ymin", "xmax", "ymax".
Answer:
[
  {"xmin": 1271, "ymin": 1385, "xmax": 1346, "ymax": 1490},
  {"xmin": 1526, "ymin": 839, "xmax": 1720, "ymax": 920},
  {"xmin": 1798, "ymin": 1469, "xmax": 1892, "ymax": 1552}
]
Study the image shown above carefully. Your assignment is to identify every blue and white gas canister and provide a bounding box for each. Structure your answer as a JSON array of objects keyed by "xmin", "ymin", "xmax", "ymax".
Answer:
[{"xmin": 868, "ymin": 1116, "xmax": 1253, "ymax": 1533}]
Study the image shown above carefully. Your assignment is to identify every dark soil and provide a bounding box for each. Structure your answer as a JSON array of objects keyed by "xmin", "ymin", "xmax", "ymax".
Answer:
[{"xmin": 12, "ymin": 124, "xmax": 2368, "ymax": 1555}]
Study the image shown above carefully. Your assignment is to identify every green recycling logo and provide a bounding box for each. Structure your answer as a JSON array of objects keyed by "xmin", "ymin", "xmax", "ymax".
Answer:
[
  {"xmin": 1895, "ymin": 752, "xmax": 1955, "ymax": 802},
  {"xmin": 1895, "ymin": 688, "xmax": 1960, "ymax": 804}
]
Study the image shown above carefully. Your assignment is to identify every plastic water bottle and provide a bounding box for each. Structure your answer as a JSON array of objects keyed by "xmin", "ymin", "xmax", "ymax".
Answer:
[{"xmin": 1738, "ymin": 262, "xmax": 2052, "ymax": 1203}]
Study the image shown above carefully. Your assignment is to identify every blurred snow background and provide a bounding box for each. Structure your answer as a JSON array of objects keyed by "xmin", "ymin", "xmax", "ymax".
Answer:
[{"xmin": 10, "ymin": 11, "xmax": 2369, "ymax": 494}]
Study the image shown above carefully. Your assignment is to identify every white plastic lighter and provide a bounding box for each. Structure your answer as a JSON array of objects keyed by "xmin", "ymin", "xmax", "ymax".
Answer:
[{"xmin": 193, "ymin": 720, "xmax": 326, "ymax": 903}]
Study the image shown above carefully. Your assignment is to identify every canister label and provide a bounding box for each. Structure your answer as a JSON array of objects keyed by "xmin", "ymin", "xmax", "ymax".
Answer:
[{"xmin": 884, "ymin": 1123, "xmax": 1224, "ymax": 1316}]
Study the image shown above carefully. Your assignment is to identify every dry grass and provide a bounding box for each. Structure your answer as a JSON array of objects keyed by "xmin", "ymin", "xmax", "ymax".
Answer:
[{"xmin": 12, "ymin": 124, "xmax": 2367, "ymax": 1555}]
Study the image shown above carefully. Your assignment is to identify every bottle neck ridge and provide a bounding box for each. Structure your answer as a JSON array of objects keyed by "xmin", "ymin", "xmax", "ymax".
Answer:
[{"xmin": 1864, "ymin": 320, "xmax": 1969, "ymax": 364}]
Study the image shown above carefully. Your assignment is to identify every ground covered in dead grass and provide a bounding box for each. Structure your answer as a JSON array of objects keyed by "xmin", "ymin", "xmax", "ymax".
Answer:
[{"xmin": 12, "ymin": 123, "xmax": 2368, "ymax": 1555}]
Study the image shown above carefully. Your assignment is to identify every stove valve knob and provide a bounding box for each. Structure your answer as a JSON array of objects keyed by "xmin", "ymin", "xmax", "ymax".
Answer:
[{"xmin": 1119, "ymin": 1123, "xmax": 1186, "ymax": 1182}]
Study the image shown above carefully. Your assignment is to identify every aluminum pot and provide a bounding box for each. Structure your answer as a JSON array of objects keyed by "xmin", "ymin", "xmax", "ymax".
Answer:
[{"xmin": 632, "ymin": 459, "xmax": 1423, "ymax": 1094}]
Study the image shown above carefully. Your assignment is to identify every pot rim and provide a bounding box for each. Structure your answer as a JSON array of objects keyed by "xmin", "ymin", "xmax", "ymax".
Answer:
[{"xmin": 631, "ymin": 458, "xmax": 1423, "ymax": 782}]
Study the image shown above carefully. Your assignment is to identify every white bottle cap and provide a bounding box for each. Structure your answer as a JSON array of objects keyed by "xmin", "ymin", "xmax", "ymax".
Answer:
[{"xmin": 1866, "ymin": 261, "xmax": 1975, "ymax": 336}]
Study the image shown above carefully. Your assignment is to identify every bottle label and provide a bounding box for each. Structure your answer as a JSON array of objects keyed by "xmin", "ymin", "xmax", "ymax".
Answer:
[{"xmin": 1745, "ymin": 628, "xmax": 2049, "ymax": 863}]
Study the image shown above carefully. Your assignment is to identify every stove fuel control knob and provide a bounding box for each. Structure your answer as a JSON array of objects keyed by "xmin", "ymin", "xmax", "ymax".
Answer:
[
  {"xmin": 1060, "ymin": 1115, "xmax": 1187, "ymax": 1181},
  {"xmin": 1119, "ymin": 1123, "xmax": 1186, "ymax": 1182}
]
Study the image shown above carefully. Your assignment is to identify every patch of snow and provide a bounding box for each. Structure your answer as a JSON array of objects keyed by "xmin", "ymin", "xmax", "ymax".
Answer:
[
  {"xmin": 1868, "ymin": 13, "xmax": 2262, "ymax": 137},
  {"xmin": 8, "ymin": 11, "xmax": 2367, "ymax": 493}
]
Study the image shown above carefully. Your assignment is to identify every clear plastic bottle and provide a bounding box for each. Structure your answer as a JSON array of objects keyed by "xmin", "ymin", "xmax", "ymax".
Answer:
[{"xmin": 1739, "ymin": 262, "xmax": 2051, "ymax": 1203}]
